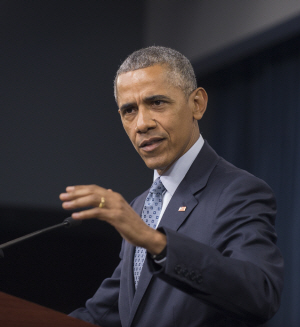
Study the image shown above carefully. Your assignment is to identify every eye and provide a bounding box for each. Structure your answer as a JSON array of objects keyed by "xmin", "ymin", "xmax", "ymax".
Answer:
[
  {"xmin": 153, "ymin": 100, "xmax": 164, "ymax": 106},
  {"xmin": 122, "ymin": 107, "xmax": 136, "ymax": 115}
]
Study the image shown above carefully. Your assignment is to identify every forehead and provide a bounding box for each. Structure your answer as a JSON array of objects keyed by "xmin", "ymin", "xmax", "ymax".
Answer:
[{"xmin": 116, "ymin": 65, "xmax": 175, "ymax": 103}]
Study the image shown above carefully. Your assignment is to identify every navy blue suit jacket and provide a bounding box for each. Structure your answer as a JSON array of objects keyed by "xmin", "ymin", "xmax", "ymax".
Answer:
[{"xmin": 70, "ymin": 142, "xmax": 284, "ymax": 327}]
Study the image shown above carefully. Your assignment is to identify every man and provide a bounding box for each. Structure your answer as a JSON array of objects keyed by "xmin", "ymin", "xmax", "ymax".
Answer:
[{"xmin": 60, "ymin": 46, "xmax": 283, "ymax": 327}]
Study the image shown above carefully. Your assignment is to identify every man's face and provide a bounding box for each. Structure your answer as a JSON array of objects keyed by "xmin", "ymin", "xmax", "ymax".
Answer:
[{"xmin": 117, "ymin": 65, "xmax": 206, "ymax": 175}]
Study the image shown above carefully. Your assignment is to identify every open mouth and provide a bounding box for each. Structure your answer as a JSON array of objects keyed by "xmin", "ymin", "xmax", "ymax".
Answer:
[{"xmin": 139, "ymin": 137, "xmax": 165, "ymax": 151}]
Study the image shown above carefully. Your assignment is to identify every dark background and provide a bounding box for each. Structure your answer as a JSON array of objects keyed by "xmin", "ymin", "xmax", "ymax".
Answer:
[
  {"xmin": 1, "ymin": 1, "xmax": 300, "ymax": 326},
  {"xmin": 0, "ymin": 0, "xmax": 147, "ymax": 314},
  {"xmin": 0, "ymin": 0, "xmax": 150, "ymax": 208}
]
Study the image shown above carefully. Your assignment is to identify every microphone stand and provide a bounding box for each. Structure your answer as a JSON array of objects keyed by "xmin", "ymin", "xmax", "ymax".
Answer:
[{"xmin": 0, "ymin": 217, "xmax": 81, "ymax": 258}]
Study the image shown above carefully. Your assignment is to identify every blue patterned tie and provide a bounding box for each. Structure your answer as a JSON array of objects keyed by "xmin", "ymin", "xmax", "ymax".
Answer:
[{"xmin": 133, "ymin": 177, "xmax": 166, "ymax": 288}]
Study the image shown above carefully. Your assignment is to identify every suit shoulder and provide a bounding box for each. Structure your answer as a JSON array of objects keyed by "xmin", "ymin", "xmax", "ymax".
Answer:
[{"xmin": 212, "ymin": 157, "xmax": 275, "ymax": 195}]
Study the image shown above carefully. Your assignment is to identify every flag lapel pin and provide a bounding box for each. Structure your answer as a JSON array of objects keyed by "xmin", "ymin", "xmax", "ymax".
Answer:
[{"xmin": 178, "ymin": 206, "xmax": 186, "ymax": 212}]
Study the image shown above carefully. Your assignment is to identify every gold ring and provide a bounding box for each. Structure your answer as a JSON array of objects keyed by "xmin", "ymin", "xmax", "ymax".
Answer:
[{"xmin": 99, "ymin": 197, "xmax": 105, "ymax": 208}]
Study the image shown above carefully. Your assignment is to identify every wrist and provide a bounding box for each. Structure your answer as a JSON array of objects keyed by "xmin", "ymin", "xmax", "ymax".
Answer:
[
  {"xmin": 150, "ymin": 244, "xmax": 167, "ymax": 261},
  {"xmin": 146, "ymin": 230, "xmax": 167, "ymax": 255}
]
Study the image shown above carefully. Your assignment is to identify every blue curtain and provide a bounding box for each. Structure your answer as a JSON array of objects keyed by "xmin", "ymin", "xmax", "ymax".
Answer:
[{"xmin": 200, "ymin": 35, "xmax": 300, "ymax": 326}]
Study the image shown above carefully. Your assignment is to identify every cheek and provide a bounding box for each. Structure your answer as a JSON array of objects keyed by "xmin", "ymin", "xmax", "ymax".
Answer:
[
  {"xmin": 165, "ymin": 117, "xmax": 194, "ymax": 144},
  {"xmin": 123, "ymin": 124, "xmax": 137, "ymax": 144},
  {"xmin": 163, "ymin": 117, "xmax": 182, "ymax": 137},
  {"xmin": 122, "ymin": 120, "xmax": 131, "ymax": 134}
]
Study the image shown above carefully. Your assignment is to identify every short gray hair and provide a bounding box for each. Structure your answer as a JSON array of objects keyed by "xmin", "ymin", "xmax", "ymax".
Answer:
[{"xmin": 114, "ymin": 46, "xmax": 197, "ymax": 101}]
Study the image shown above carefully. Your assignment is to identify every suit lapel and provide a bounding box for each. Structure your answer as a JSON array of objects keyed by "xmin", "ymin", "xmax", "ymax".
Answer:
[
  {"xmin": 126, "ymin": 142, "xmax": 220, "ymax": 326},
  {"xmin": 128, "ymin": 258, "xmax": 154, "ymax": 326},
  {"xmin": 127, "ymin": 180, "xmax": 198, "ymax": 327},
  {"xmin": 158, "ymin": 178, "xmax": 198, "ymax": 231},
  {"xmin": 122, "ymin": 191, "xmax": 148, "ymax": 325},
  {"xmin": 123, "ymin": 243, "xmax": 135, "ymax": 305},
  {"xmin": 157, "ymin": 141, "xmax": 220, "ymax": 232}
]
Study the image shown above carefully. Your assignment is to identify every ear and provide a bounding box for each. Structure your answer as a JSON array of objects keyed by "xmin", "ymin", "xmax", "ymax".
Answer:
[{"xmin": 191, "ymin": 87, "xmax": 208, "ymax": 121}]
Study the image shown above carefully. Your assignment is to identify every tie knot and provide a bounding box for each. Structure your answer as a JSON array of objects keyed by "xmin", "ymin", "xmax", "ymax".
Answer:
[{"xmin": 150, "ymin": 177, "xmax": 166, "ymax": 196}]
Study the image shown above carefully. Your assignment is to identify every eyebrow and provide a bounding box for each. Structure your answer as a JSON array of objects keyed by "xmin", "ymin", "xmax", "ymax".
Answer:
[
  {"xmin": 120, "ymin": 102, "xmax": 135, "ymax": 112},
  {"xmin": 119, "ymin": 94, "xmax": 173, "ymax": 112},
  {"xmin": 144, "ymin": 94, "xmax": 172, "ymax": 103}
]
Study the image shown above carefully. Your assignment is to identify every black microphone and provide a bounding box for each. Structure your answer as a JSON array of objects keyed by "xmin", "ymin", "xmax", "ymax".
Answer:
[{"xmin": 0, "ymin": 217, "xmax": 82, "ymax": 258}]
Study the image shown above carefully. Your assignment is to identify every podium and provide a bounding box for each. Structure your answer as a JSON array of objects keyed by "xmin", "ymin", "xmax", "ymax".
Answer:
[{"xmin": 0, "ymin": 291, "xmax": 97, "ymax": 326}]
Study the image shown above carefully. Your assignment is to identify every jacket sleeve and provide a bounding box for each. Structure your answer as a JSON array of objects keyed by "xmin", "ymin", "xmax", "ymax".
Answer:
[{"xmin": 147, "ymin": 173, "xmax": 284, "ymax": 325}]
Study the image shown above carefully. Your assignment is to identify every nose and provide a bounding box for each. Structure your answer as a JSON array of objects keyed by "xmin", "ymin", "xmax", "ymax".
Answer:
[{"xmin": 136, "ymin": 108, "xmax": 156, "ymax": 133}]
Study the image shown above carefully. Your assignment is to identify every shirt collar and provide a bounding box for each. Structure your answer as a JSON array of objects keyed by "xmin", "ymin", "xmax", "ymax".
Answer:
[{"xmin": 153, "ymin": 135, "xmax": 204, "ymax": 196}]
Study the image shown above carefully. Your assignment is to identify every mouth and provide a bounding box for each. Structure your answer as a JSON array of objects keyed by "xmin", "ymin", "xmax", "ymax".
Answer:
[{"xmin": 139, "ymin": 137, "xmax": 165, "ymax": 152}]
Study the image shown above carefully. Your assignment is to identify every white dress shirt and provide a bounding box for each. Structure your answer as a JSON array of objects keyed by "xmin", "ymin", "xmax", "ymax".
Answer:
[{"xmin": 153, "ymin": 135, "xmax": 204, "ymax": 227}]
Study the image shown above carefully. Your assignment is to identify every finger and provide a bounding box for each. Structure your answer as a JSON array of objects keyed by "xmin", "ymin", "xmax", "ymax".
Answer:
[
  {"xmin": 71, "ymin": 207, "xmax": 111, "ymax": 220},
  {"xmin": 60, "ymin": 184, "xmax": 106, "ymax": 201},
  {"xmin": 62, "ymin": 193, "xmax": 106, "ymax": 210}
]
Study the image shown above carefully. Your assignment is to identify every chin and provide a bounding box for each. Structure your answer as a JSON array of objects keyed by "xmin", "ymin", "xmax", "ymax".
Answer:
[{"xmin": 143, "ymin": 158, "xmax": 168, "ymax": 172}]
